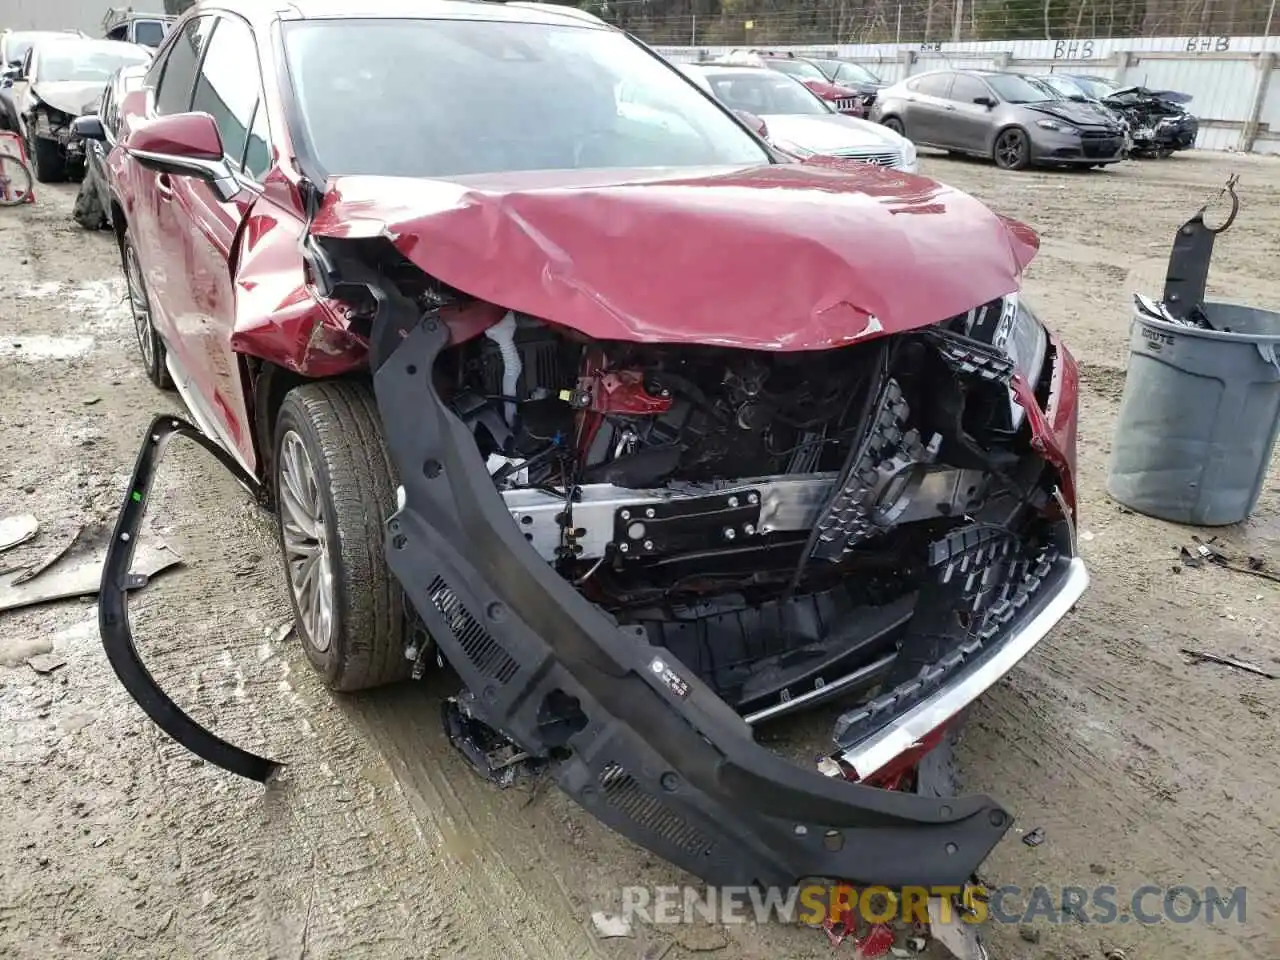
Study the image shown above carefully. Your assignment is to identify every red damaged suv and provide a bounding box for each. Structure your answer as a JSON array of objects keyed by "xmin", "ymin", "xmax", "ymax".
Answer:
[{"xmin": 93, "ymin": 0, "xmax": 1087, "ymax": 896}]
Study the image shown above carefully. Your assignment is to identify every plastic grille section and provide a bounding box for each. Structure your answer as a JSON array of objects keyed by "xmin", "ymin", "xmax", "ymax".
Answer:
[
  {"xmin": 924, "ymin": 328, "xmax": 1015, "ymax": 383},
  {"xmin": 809, "ymin": 379, "xmax": 940, "ymax": 561},
  {"xmin": 833, "ymin": 525, "xmax": 1060, "ymax": 746},
  {"xmin": 428, "ymin": 576, "xmax": 519, "ymax": 683},
  {"xmin": 599, "ymin": 762, "xmax": 714, "ymax": 856}
]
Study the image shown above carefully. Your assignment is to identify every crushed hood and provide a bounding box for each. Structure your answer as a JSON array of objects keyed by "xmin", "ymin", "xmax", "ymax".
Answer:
[
  {"xmin": 312, "ymin": 163, "xmax": 1038, "ymax": 351},
  {"xmin": 1025, "ymin": 99, "xmax": 1119, "ymax": 128},
  {"xmin": 32, "ymin": 80, "xmax": 104, "ymax": 117}
]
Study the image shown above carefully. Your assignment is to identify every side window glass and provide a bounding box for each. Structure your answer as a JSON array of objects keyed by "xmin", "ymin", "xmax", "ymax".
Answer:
[
  {"xmin": 916, "ymin": 73, "xmax": 953, "ymax": 97},
  {"xmin": 949, "ymin": 76, "xmax": 988, "ymax": 103},
  {"xmin": 155, "ymin": 16, "xmax": 215, "ymax": 115},
  {"xmin": 100, "ymin": 84, "xmax": 116, "ymax": 136},
  {"xmin": 191, "ymin": 16, "xmax": 264, "ymax": 175}
]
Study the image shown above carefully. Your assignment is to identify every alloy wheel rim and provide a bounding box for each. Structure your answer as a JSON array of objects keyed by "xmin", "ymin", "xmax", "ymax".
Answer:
[
  {"xmin": 279, "ymin": 430, "xmax": 335, "ymax": 653},
  {"xmin": 998, "ymin": 132, "xmax": 1023, "ymax": 166},
  {"xmin": 124, "ymin": 244, "xmax": 155, "ymax": 369}
]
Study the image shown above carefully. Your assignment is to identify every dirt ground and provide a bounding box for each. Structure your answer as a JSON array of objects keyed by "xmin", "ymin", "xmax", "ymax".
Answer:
[{"xmin": 2, "ymin": 151, "xmax": 1279, "ymax": 960}]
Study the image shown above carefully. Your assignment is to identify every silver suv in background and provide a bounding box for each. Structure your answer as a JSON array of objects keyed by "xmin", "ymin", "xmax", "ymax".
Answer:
[{"xmin": 872, "ymin": 68, "xmax": 1126, "ymax": 170}]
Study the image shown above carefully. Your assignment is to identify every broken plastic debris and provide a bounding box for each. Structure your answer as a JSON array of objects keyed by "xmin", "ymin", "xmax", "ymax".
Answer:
[
  {"xmin": 0, "ymin": 514, "xmax": 38, "ymax": 552},
  {"xmin": 928, "ymin": 896, "xmax": 990, "ymax": 960},
  {"xmin": 1022, "ymin": 827, "xmax": 1046, "ymax": 846},
  {"xmin": 1181, "ymin": 648, "xmax": 1278, "ymax": 680},
  {"xmin": 590, "ymin": 911, "xmax": 633, "ymax": 938},
  {"xmin": 0, "ymin": 522, "xmax": 181, "ymax": 613},
  {"xmin": 27, "ymin": 653, "xmax": 68, "ymax": 674}
]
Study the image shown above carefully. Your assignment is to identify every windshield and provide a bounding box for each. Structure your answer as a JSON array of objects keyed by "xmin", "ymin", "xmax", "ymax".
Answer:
[
  {"xmin": 40, "ymin": 45, "xmax": 150, "ymax": 83},
  {"xmin": 706, "ymin": 72, "xmax": 829, "ymax": 116},
  {"xmin": 986, "ymin": 74, "xmax": 1054, "ymax": 104},
  {"xmin": 6, "ymin": 33, "xmax": 65, "ymax": 66},
  {"xmin": 134, "ymin": 21, "xmax": 167, "ymax": 48},
  {"xmin": 768, "ymin": 58, "xmax": 827, "ymax": 82},
  {"xmin": 283, "ymin": 19, "xmax": 770, "ymax": 178},
  {"xmin": 1071, "ymin": 76, "xmax": 1117, "ymax": 99},
  {"xmin": 815, "ymin": 58, "xmax": 879, "ymax": 84},
  {"xmin": 1037, "ymin": 75, "xmax": 1088, "ymax": 99}
]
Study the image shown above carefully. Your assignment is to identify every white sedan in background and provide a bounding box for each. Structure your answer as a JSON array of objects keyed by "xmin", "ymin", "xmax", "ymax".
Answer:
[{"xmin": 678, "ymin": 63, "xmax": 918, "ymax": 172}]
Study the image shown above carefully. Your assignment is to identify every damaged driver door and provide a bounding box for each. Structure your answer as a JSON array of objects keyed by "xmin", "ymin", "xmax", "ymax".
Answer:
[{"xmin": 169, "ymin": 12, "xmax": 270, "ymax": 471}]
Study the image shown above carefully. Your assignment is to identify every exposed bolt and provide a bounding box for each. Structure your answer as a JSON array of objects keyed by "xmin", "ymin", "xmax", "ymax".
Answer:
[
  {"xmin": 651, "ymin": 658, "xmax": 666, "ymax": 674},
  {"xmin": 619, "ymin": 542, "xmax": 629, "ymax": 553},
  {"xmin": 748, "ymin": 493, "xmax": 759, "ymax": 505},
  {"xmin": 744, "ymin": 524, "xmax": 756, "ymax": 535},
  {"xmin": 728, "ymin": 496, "xmax": 739, "ymax": 508},
  {"xmin": 620, "ymin": 509, "xmax": 631, "ymax": 520},
  {"xmin": 645, "ymin": 507, "xmax": 656, "ymax": 518},
  {"xmin": 643, "ymin": 540, "xmax": 654, "ymax": 550},
  {"xmin": 723, "ymin": 527, "xmax": 736, "ymax": 540}
]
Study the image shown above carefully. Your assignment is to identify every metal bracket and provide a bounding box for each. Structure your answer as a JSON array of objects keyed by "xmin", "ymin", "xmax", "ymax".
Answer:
[
  {"xmin": 613, "ymin": 489, "xmax": 762, "ymax": 559},
  {"xmin": 1163, "ymin": 173, "xmax": 1240, "ymax": 322}
]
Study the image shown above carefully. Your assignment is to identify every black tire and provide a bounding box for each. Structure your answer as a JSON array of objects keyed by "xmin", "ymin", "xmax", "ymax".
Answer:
[
  {"xmin": 72, "ymin": 177, "xmax": 107, "ymax": 229},
  {"xmin": 28, "ymin": 130, "xmax": 66, "ymax": 183},
  {"xmin": 882, "ymin": 116, "xmax": 905, "ymax": 136},
  {"xmin": 992, "ymin": 126, "xmax": 1031, "ymax": 170},
  {"xmin": 273, "ymin": 380, "xmax": 410, "ymax": 692},
  {"xmin": 120, "ymin": 227, "xmax": 172, "ymax": 389}
]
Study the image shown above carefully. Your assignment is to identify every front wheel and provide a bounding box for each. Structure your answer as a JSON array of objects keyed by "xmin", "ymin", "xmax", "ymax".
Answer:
[
  {"xmin": 28, "ymin": 130, "xmax": 66, "ymax": 183},
  {"xmin": 274, "ymin": 380, "xmax": 411, "ymax": 692},
  {"xmin": 993, "ymin": 127, "xmax": 1031, "ymax": 170},
  {"xmin": 120, "ymin": 228, "xmax": 172, "ymax": 389},
  {"xmin": 882, "ymin": 116, "xmax": 905, "ymax": 136},
  {"xmin": 72, "ymin": 175, "xmax": 107, "ymax": 228}
]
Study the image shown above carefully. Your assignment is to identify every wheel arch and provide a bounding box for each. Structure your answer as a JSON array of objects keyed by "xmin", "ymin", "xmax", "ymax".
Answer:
[
  {"xmin": 990, "ymin": 123, "xmax": 1031, "ymax": 165},
  {"xmin": 249, "ymin": 361, "xmax": 377, "ymax": 506}
]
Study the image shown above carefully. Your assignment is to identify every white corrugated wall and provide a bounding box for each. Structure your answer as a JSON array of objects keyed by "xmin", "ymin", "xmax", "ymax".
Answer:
[
  {"xmin": 654, "ymin": 35, "xmax": 1280, "ymax": 154},
  {"xmin": 4, "ymin": 0, "xmax": 119, "ymax": 33}
]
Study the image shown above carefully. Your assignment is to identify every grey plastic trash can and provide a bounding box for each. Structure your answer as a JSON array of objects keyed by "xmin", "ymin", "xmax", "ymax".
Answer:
[{"xmin": 1107, "ymin": 301, "xmax": 1280, "ymax": 526}]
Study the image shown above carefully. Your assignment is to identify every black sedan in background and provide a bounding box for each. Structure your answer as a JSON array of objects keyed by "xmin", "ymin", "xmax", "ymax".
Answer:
[{"xmin": 69, "ymin": 63, "xmax": 146, "ymax": 229}]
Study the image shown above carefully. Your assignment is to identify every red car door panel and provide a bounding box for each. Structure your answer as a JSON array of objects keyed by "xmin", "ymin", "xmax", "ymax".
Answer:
[
  {"xmin": 174, "ymin": 175, "xmax": 258, "ymax": 465},
  {"xmin": 128, "ymin": 17, "xmax": 214, "ymax": 379}
]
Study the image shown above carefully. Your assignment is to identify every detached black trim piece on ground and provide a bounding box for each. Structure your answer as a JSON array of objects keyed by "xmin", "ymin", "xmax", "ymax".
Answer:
[{"xmin": 98, "ymin": 415, "xmax": 282, "ymax": 783}]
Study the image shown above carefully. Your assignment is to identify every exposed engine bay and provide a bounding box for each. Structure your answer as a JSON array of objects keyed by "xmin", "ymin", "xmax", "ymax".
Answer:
[
  {"xmin": 420, "ymin": 287, "xmax": 1062, "ymax": 726},
  {"xmin": 1102, "ymin": 86, "xmax": 1198, "ymax": 157}
]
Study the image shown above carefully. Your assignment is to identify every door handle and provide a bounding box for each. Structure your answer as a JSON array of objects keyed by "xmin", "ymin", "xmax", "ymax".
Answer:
[
  {"xmin": 944, "ymin": 104, "xmax": 957, "ymax": 111},
  {"xmin": 156, "ymin": 172, "xmax": 173, "ymax": 200}
]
